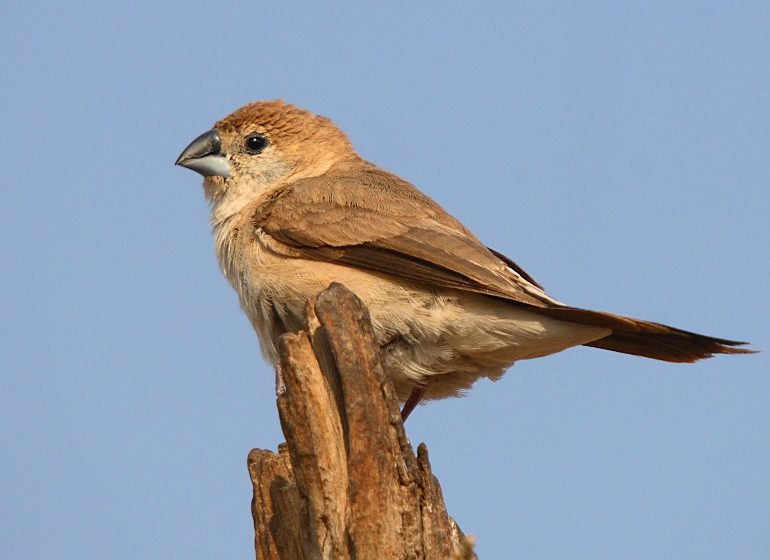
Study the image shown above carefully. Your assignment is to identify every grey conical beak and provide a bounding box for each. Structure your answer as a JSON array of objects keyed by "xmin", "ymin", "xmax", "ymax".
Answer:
[{"xmin": 175, "ymin": 129, "xmax": 231, "ymax": 178}]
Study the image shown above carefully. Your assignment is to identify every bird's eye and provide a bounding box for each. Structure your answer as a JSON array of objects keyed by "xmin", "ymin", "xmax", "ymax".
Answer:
[{"xmin": 246, "ymin": 133, "xmax": 268, "ymax": 154}]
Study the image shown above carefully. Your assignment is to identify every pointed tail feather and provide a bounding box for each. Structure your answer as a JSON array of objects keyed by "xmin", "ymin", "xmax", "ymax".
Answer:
[
  {"xmin": 532, "ymin": 306, "xmax": 756, "ymax": 363},
  {"xmin": 583, "ymin": 329, "xmax": 754, "ymax": 363}
]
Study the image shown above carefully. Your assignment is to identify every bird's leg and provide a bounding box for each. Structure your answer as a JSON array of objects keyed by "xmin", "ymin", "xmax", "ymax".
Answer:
[
  {"xmin": 275, "ymin": 363, "xmax": 286, "ymax": 396},
  {"xmin": 400, "ymin": 377, "xmax": 437, "ymax": 422}
]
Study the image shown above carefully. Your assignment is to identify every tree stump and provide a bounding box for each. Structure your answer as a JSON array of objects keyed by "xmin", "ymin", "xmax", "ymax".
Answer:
[{"xmin": 247, "ymin": 283, "xmax": 477, "ymax": 560}]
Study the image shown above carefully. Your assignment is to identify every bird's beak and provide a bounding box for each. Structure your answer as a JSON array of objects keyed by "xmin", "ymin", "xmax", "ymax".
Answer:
[{"xmin": 175, "ymin": 129, "xmax": 231, "ymax": 178}]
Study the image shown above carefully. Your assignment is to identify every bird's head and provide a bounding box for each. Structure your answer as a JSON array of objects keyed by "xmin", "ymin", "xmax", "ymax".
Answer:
[{"xmin": 176, "ymin": 100, "xmax": 357, "ymax": 213}]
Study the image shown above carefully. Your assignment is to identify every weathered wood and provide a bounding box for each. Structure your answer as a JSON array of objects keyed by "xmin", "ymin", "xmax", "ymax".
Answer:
[
  {"xmin": 248, "ymin": 446, "xmax": 305, "ymax": 560},
  {"xmin": 416, "ymin": 444, "xmax": 466, "ymax": 559},
  {"xmin": 276, "ymin": 330, "xmax": 350, "ymax": 559},
  {"xmin": 249, "ymin": 283, "xmax": 476, "ymax": 559}
]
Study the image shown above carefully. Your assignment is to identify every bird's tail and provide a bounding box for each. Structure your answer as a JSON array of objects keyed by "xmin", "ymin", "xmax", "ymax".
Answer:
[{"xmin": 532, "ymin": 306, "xmax": 756, "ymax": 363}]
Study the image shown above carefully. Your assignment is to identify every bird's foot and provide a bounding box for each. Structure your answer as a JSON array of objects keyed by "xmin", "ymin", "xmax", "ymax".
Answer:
[{"xmin": 275, "ymin": 363, "xmax": 286, "ymax": 396}]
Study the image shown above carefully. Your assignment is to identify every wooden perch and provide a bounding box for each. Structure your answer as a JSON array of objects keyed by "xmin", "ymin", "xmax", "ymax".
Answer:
[{"xmin": 247, "ymin": 283, "xmax": 477, "ymax": 560}]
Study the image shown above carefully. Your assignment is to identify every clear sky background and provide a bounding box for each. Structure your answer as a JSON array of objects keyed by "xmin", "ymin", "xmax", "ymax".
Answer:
[{"xmin": 1, "ymin": 2, "xmax": 767, "ymax": 559}]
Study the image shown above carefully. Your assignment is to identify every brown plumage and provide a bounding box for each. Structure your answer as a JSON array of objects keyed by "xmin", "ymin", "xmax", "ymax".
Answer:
[{"xmin": 176, "ymin": 100, "xmax": 755, "ymax": 415}]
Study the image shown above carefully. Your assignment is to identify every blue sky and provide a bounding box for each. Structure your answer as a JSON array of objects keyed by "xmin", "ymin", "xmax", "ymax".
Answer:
[{"xmin": 1, "ymin": 2, "xmax": 767, "ymax": 558}]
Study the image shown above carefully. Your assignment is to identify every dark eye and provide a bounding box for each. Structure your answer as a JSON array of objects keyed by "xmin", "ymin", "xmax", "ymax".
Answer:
[{"xmin": 246, "ymin": 133, "xmax": 268, "ymax": 153}]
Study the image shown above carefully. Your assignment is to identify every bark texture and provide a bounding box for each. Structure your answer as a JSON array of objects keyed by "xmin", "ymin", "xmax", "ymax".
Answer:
[{"xmin": 248, "ymin": 283, "xmax": 476, "ymax": 559}]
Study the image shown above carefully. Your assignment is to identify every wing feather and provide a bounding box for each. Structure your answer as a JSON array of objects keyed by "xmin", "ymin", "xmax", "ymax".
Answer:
[{"xmin": 255, "ymin": 163, "xmax": 553, "ymax": 307}]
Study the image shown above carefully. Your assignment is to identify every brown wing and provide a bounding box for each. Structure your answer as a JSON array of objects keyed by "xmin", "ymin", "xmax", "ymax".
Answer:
[
  {"xmin": 254, "ymin": 163, "xmax": 556, "ymax": 308},
  {"xmin": 254, "ymin": 162, "xmax": 755, "ymax": 362}
]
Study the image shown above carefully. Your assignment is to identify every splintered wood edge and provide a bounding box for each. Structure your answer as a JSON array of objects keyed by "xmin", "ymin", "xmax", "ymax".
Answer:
[
  {"xmin": 247, "ymin": 448, "xmax": 305, "ymax": 560},
  {"xmin": 417, "ymin": 443, "xmax": 466, "ymax": 557},
  {"xmin": 276, "ymin": 331, "xmax": 350, "ymax": 560},
  {"xmin": 314, "ymin": 283, "xmax": 425, "ymax": 557}
]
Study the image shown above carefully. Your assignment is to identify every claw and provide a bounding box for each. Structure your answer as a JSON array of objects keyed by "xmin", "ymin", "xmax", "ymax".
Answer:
[{"xmin": 275, "ymin": 363, "xmax": 286, "ymax": 396}]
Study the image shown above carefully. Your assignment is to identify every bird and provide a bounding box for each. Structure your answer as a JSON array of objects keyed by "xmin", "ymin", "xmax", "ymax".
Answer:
[{"xmin": 176, "ymin": 100, "xmax": 754, "ymax": 420}]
